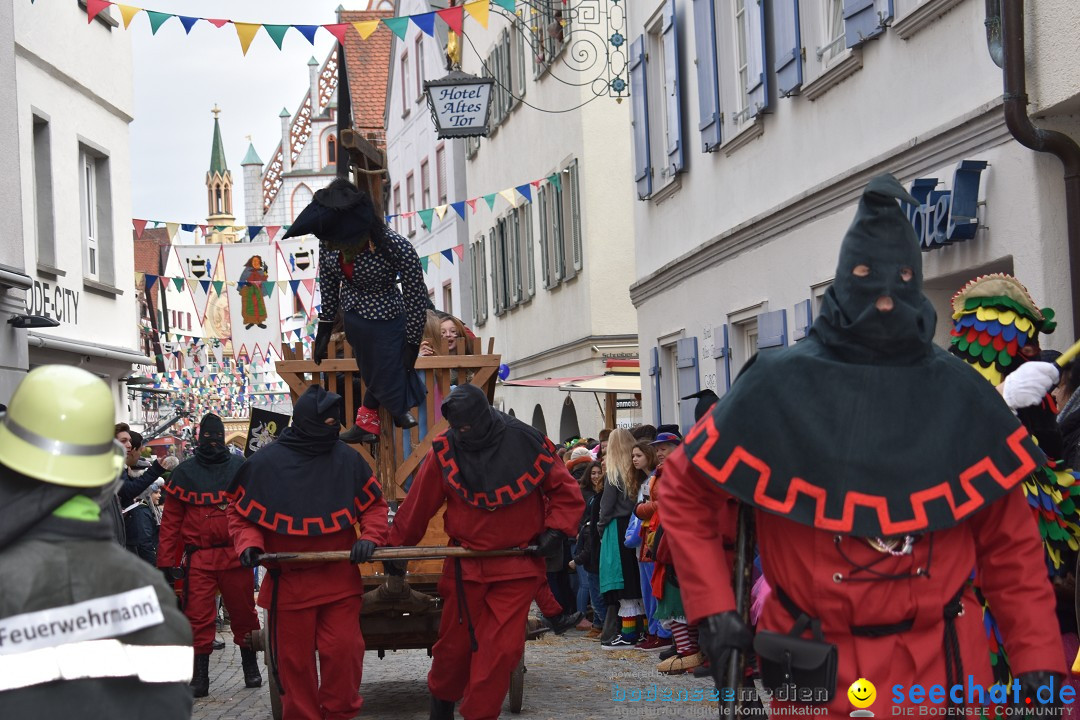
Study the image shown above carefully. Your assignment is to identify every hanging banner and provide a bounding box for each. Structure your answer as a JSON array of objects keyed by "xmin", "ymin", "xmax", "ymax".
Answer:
[
  {"xmin": 172, "ymin": 244, "xmax": 224, "ymax": 327},
  {"xmin": 276, "ymin": 238, "xmax": 320, "ymax": 329},
  {"xmin": 220, "ymin": 244, "xmax": 281, "ymax": 360},
  {"xmin": 245, "ymin": 408, "xmax": 291, "ymax": 456}
]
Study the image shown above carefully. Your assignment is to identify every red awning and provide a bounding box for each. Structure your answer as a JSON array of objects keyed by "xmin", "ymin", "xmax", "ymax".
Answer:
[{"xmin": 502, "ymin": 374, "xmax": 601, "ymax": 388}]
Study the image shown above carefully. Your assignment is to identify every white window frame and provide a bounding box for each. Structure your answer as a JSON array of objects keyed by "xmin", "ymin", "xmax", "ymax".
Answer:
[
  {"xmin": 415, "ymin": 34, "xmax": 425, "ymax": 103},
  {"xmin": 82, "ymin": 154, "xmax": 99, "ymax": 281},
  {"xmin": 819, "ymin": 0, "xmax": 848, "ymax": 67},
  {"xmin": 811, "ymin": 279, "xmax": 833, "ymax": 318},
  {"xmin": 405, "ymin": 172, "xmax": 416, "ymax": 237},
  {"xmin": 727, "ymin": 302, "xmax": 765, "ymax": 378},
  {"xmin": 400, "ymin": 50, "xmax": 411, "ymax": 118},
  {"xmin": 435, "ymin": 143, "xmax": 447, "ymax": 204},
  {"xmin": 644, "ymin": 12, "xmax": 678, "ymax": 192},
  {"xmin": 420, "ymin": 157, "xmax": 431, "ymax": 211}
]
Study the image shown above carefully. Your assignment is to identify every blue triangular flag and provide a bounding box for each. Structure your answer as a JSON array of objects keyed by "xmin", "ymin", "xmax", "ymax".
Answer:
[
  {"xmin": 178, "ymin": 16, "xmax": 198, "ymax": 34},
  {"xmin": 515, "ymin": 184, "xmax": 533, "ymax": 203},
  {"xmin": 441, "ymin": 249, "xmax": 454, "ymax": 263},
  {"xmin": 181, "ymin": 223, "xmax": 196, "ymax": 232},
  {"xmin": 450, "ymin": 202, "xmax": 466, "ymax": 220},
  {"xmin": 145, "ymin": 274, "xmax": 158, "ymax": 292},
  {"xmin": 199, "ymin": 280, "xmax": 211, "ymax": 293},
  {"xmin": 412, "ymin": 12, "xmax": 437, "ymax": 37},
  {"xmin": 247, "ymin": 226, "xmax": 263, "ymax": 241},
  {"xmin": 289, "ymin": 280, "xmax": 301, "ymax": 295},
  {"xmin": 294, "ymin": 25, "xmax": 319, "ymax": 45}
]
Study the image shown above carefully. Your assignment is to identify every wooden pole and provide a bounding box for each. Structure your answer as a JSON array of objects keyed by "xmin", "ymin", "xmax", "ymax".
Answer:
[
  {"xmin": 604, "ymin": 392, "xmax": 617, "ymax": 429},
  {"xmin": 259, "ymin": 546, "xmax": 538, "ymax": 564}
]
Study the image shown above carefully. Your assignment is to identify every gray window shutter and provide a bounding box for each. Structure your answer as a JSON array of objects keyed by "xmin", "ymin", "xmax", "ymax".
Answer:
[
  {"xmin": 629, "ymin": 35, "xmax": 652, "ymax": 200},
  {"xmin": 692, "ymin": 0, "xmax": 721, "ymax": 152},
  {"xmin": 773, "ymin": 0, "xmax": 803, "ymax": 97},
  {"xmin": 712, "ymin": 324, "xmax": 730, "ymax": 392},
  {"xmin": 538, "ymin": 185, "xmax": 552, "ymax": 288},
  {"xmin": 507, "ymin": 215, "xmax": 520, "ymax": 305},
  {"xmin": 844, "ymin": 0, "xmax": 893, "ymax": 48},
  {"xmin": 649, "ymin": 347, "xmax": 662, "ymax": 425},
  {"xmin": 661, "ymin": 0, "xmax": 684, "ymax": 175},
  {"xmin": 569, "ymin": 161, "xmax": 582, "ymax": 272},
  {"xmin": 470, "ymin": 242, "xmax": 481, "ymax": 326},
  {"xmin": 676, "ymin": 337, "xmax": 700, "ymax": 434},
  {"xmin": 490, "ymin": 228, "xmax": 503, "ymax": 316},
  {"xmin": 792, "ymin": 299, "xmax": 812, "ymax": 341},
  {"xmin": 521, "ymin": 204, "xmax": 536, "ymax": 298},
  {"xmin": 757, "ymin": 309, "xmax": 788, "ymax": 349},
  {"xmin": 745, "ymin": 0, "xmax": 769, "ymax": 119},
  {"xmin": 551, "ymin": 179, "xmax": 565, "ymax": 282}
]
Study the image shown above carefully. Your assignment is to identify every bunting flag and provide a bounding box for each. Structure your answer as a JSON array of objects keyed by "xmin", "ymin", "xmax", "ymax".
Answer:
[
  {"xmin": 417, "ymin": 208, "xmax": 435, "ymax": 230},
  {"xmin": 463, "ymin": 0, "xmax": 490, "ymax": 29},
  {"xmin": 437, "ymin": 6, "xmax": 465, "ymax": 35},
  {"xmin": 382, "ymin": 16, "xmax": 410, "ymax": 40},
  {"xmin": 498, "ymin": 189, "xmax": 517, "ymax": 208},
  {"xmin": 353, "ymin": 20, "xmax": 380, "ymax": 40}
]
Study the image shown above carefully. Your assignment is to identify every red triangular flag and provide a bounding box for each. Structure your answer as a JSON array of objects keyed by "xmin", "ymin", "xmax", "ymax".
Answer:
[
  {"xmin": 436, "ymin": 6, "xmax": 465, "ymax": 34},
  {"xmin": 86, "ymin": 0, "xmax": 111, "ymax": 24},
  {"xmin": 452, "ymin": 244, "xmax": 465, "ymax": 260},
  {"xmin": 531, "ymin": 180, "xmax": 542, "ymax": 189},
  {"xmin": 266, "ymin": 226, "xmax": 281, "ymax": 242},
  {"xmin": 466, "ymin": 199, "xmax": 478, "ymax": 214},
  {"xmin": 302, "ymin": 278, "xmax": 316, "ymax": 293},
  {"xmin": 206, "ymin": 18, "xmax": 229, "ymax": 28},
  {"xmin": 133, "ymin": 219, "xmax": 148, "ymax": 239},
  {"xmin": 198, "ymin": 224, "xmax": 208, "ymax": 236},
  {"xmin": 323, "ymin": 23, "xmax": 349, "ymax": 44}
]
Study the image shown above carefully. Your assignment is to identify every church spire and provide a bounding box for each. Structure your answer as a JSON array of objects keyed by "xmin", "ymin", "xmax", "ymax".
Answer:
[
  {"xmin": 206, "ymin": 105, "xmax": 237, "ymax": 242},
  {"xmin": 209, "ymin": 105, "xmax": 229, "ymax": 176}
]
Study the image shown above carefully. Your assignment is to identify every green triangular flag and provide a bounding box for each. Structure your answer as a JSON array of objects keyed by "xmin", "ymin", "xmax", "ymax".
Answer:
[
  {"xmin": 484, "ymin": 193, "xmax": 497, "ymax": 210},
  {"xmin": 548, "ymin": 173, "xmax": 562, "ymax": 191},
  {"xmin": 494, "ymin": 0, "xmax": 516, "ymax": 11},
  {"xmin": 173, "ymin": 277, "xmax": 185, "ymax": 292},
  {"xmin": 383, "ymin": 16, "xmax": 410, "ymax": 40},
  {"xmin": 146, "ymin": 11, "xmax": 173, "ymax": 34},
  {"xmin": 263, "ymin": 281, "xmax": 275, "ymax": 296},
  {"xmin": 213, "ymin": 280, "xmax": 224, "ymax": 295},
  {"xmin": 417, "ymin": 208, "xmax": 435, "ymax": 230},
  {"xmin": 263, "ymin": 24, "xmax": 289, "ymax": 50},
  {"xmin": 420, "ymin": 256, "xmax": 430, "ymax": 272}
]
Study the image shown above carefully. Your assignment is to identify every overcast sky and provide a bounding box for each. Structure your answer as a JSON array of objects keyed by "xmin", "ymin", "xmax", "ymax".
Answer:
[{"xmin": 130, "ymin": 0, "xmax": 357, "ymax": 226}]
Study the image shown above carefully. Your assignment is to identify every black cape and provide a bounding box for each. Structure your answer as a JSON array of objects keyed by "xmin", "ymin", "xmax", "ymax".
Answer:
[
  {"xmin": 229, "ymin": 385, "xmax": 382, "ymax": 535},
  {"xmin": 682, "ymin": 175, "xmax": 1043, "ymax": 537},
  {"xmin": 163, "ymin": 454, "xmax": 244, "ymax": 506},
  {"xmin": 437, "ymin": 383, "xmax": 557, "ymax": 509}
]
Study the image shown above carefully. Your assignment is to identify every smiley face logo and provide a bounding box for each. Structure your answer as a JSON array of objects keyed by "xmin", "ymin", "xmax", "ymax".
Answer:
[{"xmin": 847, "ymin": 678, "xmax": 876, "ymax": 715}]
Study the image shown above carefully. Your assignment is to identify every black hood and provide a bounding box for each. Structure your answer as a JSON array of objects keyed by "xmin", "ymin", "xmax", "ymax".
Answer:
[
  {"xmin": 442, "ymin": 383, "xmax": 502, "ymax": 451},
  {"xmin": 812, "ymin": 174, "xmax": 937, "ymax": 365},
  {"xmin": 196, "ymin": 413, "xmax": 230, "ymax": 464},
  {"xmin": 282, "ymin": 178, "xmax": 382, "ymax": 250},
  {"xmin": 277, "ymin": 385, "xmax": 342, "ymax": 456}
]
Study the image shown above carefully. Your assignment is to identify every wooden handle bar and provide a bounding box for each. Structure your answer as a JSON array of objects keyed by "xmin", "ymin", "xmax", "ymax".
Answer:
[{"xmin": 258, "ymin": 546, "xmax": 538, "ymax": 564}]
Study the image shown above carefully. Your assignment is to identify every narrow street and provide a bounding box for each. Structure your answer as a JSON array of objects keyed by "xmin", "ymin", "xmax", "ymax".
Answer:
[{"xmin": 195, "ymin": 620, "xmax": 718, "ymax": 720}]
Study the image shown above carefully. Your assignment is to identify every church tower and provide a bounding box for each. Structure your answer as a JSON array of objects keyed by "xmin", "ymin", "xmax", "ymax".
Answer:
[{"xmin": 206, "ymin": 106, "xmax": 239, "ymax": 244}]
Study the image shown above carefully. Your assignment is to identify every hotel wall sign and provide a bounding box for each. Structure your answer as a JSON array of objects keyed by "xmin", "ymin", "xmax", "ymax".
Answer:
[{"xmin": 904, "ymin": 160, "xmax": 988, "ymax": 251}]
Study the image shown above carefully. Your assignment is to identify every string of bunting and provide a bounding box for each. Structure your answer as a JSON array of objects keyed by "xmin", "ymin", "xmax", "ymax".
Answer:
[{"xmin": 77, "ymin": 0, "xmax": 514, "ymax": 55}]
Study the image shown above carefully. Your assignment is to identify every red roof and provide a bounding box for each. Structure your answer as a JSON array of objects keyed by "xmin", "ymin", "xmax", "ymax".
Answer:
[{"xmin": 340, "ymin": 10, "xmax": 394, "ymax": 142}]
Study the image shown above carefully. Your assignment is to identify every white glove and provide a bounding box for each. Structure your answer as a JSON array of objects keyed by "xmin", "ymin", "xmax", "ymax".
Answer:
[
  {"xmin": 159, "ymin": 455, "xmax": 179, "ymax": 471},
  {"xmin": 1001, "ymin": 361, "xmax": 1059, "ymax": 410}
]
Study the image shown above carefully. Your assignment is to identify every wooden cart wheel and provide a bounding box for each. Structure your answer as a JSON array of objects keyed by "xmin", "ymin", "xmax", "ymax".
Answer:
[
  {"xmin": 508, "ymin": 656, "xmax": 525, "ymax": 713},
  {"xmin": 264, "ymin": 627, "xmax": 283, "ymax": 720}
]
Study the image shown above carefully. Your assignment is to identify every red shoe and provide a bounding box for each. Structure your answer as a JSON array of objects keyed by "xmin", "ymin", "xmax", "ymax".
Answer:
[
  {"xmin": 636, "ymin": 634, "xmax": 667, "ymax": 651},
  {"xmin": 356, "ymin": 407, "xmax": 381, "ymax": 435}
]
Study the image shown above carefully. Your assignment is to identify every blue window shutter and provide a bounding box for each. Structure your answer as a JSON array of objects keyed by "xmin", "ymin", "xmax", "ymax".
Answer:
[
  {"xmin": 692, "ymin": 0, "xmax": 721, "ymax": 152},
  {"xmin": 630, "ymin": 36, "xmax": 652, "ymax": 200},
  {"xmin": 649, "ymin": 346, "xmax": 662, "ymax": 425},
  {"xmin": 792, "ymin": 300, "xmax": 812, "ymax": 341},
  {"xmin": 745, "ymin": 0, "xmax": 769, "ymax": 118},
  {"xmin": 712, "ymin": 324, "xmax": 731, "ymax": 392},
  {"xmin": 757, "ymin": 309, "xmax": 788, "ymax": 350},
  {"xmin": 946, "ymin": 160, "xmax": 989, "ymax": 241},
  {"xmin": 662, "ymin": 0, "xmax": 684, "ymax": 175},
  {"xmin": 844, "ymin": 0, "xmax": 893, "ymax": 48},
  {"xmin": 772, "ymin": 0, "xmax": 802, "ymax": 97},
  {"xmin": 675, "ymin": 337, "xmax": 699, "ymax": 433}
]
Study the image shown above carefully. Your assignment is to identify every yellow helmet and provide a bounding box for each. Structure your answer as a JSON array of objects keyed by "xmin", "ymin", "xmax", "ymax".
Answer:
[{"xmin": 0, "ymin": 365, "xmax": 125, "ymax": 487}]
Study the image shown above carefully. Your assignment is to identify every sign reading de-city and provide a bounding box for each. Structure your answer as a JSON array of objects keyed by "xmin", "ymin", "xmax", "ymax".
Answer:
[
  {"xmin": 435, "ymin": 84, "xmax": 491, "ymax": 129},
  {"xmin": 25, "ymin": 279, "xmax": 79, "ymax": 325}
]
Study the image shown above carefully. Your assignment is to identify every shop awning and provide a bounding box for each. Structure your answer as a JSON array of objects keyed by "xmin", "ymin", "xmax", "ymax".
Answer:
[
  {"xmin": 28, "ymin": 332, "xmax": 153, "ymax": 366},
  {"xmin": 503, "ymin": 375, "xmax": 601, "ymax": 388},
  {"xmin": 560, "ymin": 374, "xmax": 642, "ymax": 395}
]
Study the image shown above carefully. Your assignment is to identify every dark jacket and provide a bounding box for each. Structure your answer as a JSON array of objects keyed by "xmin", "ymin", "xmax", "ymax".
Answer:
[
  {"xmin": 1059, "ymin": 399, "xmax": 1080, "ymax": 470},
  {"xmin": 0, "ymin": 511, "xmax": 193, "ymax": 720},
  {"xmin": 109, "ymin": 461, "xmax": 166, "ymax": 546},
  {"xmin": 574, "ymin": 486, "xmax": 603, "ymax": 574},
  {"xmin": 125, "ymin": 502, "xmax": 160, "ymax": 566}
]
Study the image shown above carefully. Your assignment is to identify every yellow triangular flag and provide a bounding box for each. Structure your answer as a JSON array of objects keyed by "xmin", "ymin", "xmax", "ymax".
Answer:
[
  {"xmin": 135, "ymin": 271, "xmax": 145, "ymax": 286},
  {"xmin": 352, "ymin": 20, "xmax": 380, "ymax": 40},
  {"xmin": 464, "ymin": 0, "xmax": 489, "ymax": 29},
  {"xmin": 117, "ymin": 5, "xmax": 142, "ymax": 29},
  {"xmin": 187, "ymin": 278, "xmax": 199, "ymax": 292},
  {"xmin": 234, "ymin": 22, "xmax": 261, "ymax": 56},
  {"xmin": 165, "ymin": 222, "xmax": 179, "ymax": 240},
  {"xmin": 430, "ymin": 253, "xmax": 442, "ymax": 269},
  {"xmin": 435, "ymin": 204, "xmax": 448, "ymax": 220},
  {"xmin": 499, "ymin": 189, "xmax": 518, "ymax": 208}
]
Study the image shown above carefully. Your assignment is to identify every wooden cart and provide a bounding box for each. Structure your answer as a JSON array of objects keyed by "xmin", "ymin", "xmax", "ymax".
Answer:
[{"xmin": 253, "ymin": 336, "xmax": 533, "ymax": 718}]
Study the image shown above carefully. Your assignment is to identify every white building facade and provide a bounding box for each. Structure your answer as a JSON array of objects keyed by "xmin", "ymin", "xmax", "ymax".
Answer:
[
  {"xmin": 14, "ymin": 1, "xmax": 146, "ymax": 414},
  {"xmin": 627, "ymin": 0, "xmax": 1080, "ymax": 431},
  {"xmin": 384, "ymin": 0, "xmax": 471, "ymax": 321},
  {"xmin": 462, "ymin": 3, "xmax": 640, "ymax": 440}
]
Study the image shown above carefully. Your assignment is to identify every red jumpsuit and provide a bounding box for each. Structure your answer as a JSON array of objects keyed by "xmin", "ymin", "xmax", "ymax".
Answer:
[
  {"xmin": 229, "ymin": 496, "xmax": 388, "ymax": 720},
  {"xmin": 661, "ymin": 448, "xmax": 1067, "ymax": 714},
  {"xmin": 389, "ymin": 451, "xmax": 583, "ymax": 720},
  {"xmin": 158, "ymin": 491, "xmax": 260, "ymax": 655}
]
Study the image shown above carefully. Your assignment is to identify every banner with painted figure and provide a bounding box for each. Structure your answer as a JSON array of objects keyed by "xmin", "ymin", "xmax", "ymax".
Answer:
[
  {"xmin": 276, "ymin": 237, "xmax": 320, "ymax": 336},
  {"xmin": 172, "ymin": 244, "xmax": 224, "ymax": 331},
  {"xmin": 245, "ymin": 408, "xmax": 291, "ymax": 457},
  {"xmin": 220, "ymin": 243, "xmax": 281, "ymax": 361}
]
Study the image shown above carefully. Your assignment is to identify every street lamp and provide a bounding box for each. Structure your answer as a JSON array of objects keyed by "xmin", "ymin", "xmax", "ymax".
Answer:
[{"xmin": 423, "ymin": 70, "xmax": 495, "ymax": 139}]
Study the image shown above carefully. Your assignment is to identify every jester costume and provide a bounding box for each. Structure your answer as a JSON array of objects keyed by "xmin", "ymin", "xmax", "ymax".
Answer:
[
  {"xmin": 948, "ymin": 274, "xmax": 1080, "ymax": 686},
  {"xmin": 662, "ymin": 175, "xmax": 1065, "ymax": 715}
]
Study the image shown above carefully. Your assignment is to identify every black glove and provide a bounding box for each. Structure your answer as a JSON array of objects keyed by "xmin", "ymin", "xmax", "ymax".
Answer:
[
  {"xmin": 313, "ymin": 321, "xmax": 333, "ymax": 366},
  {"xmin": 383, "ymin": 560, "xmax": 408, "ymax": 577},
  {"xmin": 160, "ymin": 567, "xmax": 185, "ymax": 583},
  {"xmin": 239, "ymin": 547, "xmax": 263, "ymax": 568},
  {"xmin": 531, "ymin": 529, "xmax": 566, "ymax": 558},
  {"xmin": 350, "ymin": 539, "xmax": 377, "ymax": 564},
  {"xmin": 698, "ymin": 611, "xmax": 754, "ymax": 692},
  {"xmin": 1017, "ymin": 671, "xmax": 1063, "ymax": 710},
  {"xmin": 403, "ymin": 341, "xmax": 420, "ymax": 371}
]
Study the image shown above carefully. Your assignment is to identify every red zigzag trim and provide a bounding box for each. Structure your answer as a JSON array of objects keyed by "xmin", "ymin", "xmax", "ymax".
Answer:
[
  {"xmin": 230, "ymin": 475, "xmax": 382, "ymax": 535},
  {"xmin": 162, "ymin": 483, "xmax": 229, "ymax": 506},
  {"xmin": 434, "ymin": 435, "xmax": 553, "ymax": 509}
]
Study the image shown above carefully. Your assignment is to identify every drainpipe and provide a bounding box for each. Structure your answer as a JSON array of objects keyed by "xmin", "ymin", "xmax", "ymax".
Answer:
[{"xmin": 992, "ymin": 0, "xmax": 1080, "ymax": 338}]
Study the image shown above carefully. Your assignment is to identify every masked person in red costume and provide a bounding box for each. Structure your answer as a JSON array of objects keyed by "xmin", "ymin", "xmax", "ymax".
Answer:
[
  {"xmin": 228, "ymin": 385, "xmax": 388, "ymax": 720},
  {"xmin": 662, "ymin": 175, "xmax": 1066, "ymax": 715},
  {"xmin": 389, "ymin": 383, "xmax": 583, "ymax": 720},
  {"xmin": 157, "ymin": 413, "xmax": 261, "ymax": 698}
]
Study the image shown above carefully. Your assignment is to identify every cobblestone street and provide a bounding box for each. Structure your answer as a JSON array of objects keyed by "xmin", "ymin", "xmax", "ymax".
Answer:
[{"xmin": 195, "ymin": 621, "xmax": 720, "ymax": 720}]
